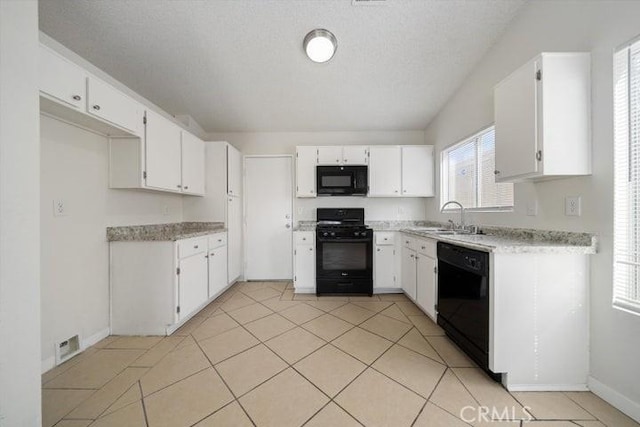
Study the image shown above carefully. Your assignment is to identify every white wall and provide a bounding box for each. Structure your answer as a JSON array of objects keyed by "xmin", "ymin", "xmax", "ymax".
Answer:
[
  {"xmin": 40, "ymin": 115, "xmax": 183, "ymax": 367},
  {"xmin": 0, "ymin": 1, "xmax": 42, "ymax": 424},
  {"xmin": 207, "ymin": 131, "xmax": 428, "ymax": 221},
  {"xmin": 423, "ymin": 0, "xmax": 640, "ymax": 418}
]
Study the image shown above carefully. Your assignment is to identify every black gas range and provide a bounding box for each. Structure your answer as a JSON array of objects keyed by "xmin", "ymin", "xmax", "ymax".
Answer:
[{"xmin": 315, "ymin": 208, "xmax": 373, "ymax": 296}]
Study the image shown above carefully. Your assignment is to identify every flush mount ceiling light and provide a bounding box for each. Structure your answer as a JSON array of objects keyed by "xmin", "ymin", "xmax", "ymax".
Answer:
[{"xmin": 303, "ymin": 29, "xmax": 337, "ymax": 63}]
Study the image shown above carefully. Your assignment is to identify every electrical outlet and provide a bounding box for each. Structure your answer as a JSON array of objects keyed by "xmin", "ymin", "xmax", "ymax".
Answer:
[
  {"xmin": 565, "ymin": 196, "xmax": 581, "ymax": 216},
  {"xmin": 526, "ymin": 201, "xmax": 538, "ymax": 216},
  {"xmin": 53, "ymin": 199, "xmax": 66, "ymax": 216}
]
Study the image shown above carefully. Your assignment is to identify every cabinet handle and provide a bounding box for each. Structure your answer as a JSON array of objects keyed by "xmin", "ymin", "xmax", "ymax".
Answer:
[
  {"xmin": 394, "ymin": 190, "xmax": 398, "ymax": 193},
  {"xmin": 72, "ymin": 95, "xmax": 81, "ymax": 101},
  {"xmin": 218, "ymin": 239, "xmax": 222, "ymax": 242},
  {"xmin": 194, "ymin": 245, "xmax": 199, "ymax": 249},
  {"xmin": 536, "ymin": 150, "xmax": 542, "ymax": 161},
  {"xmin": 421, "ymin": 246, "xmax": 426, "ymax": 250},
  {"xmin": 410, "ymin": 254, "xmax": 414, "ymax": 258},
  {"xmin": 177, "ymin": 184, "xmax": 182, "ymax": 188},
  {"xmin": 405, "ymin": 240, "xmax": 409, "ymax": 244},
  {"xmin": 494, "ymin": 170, "xmax": 500, "ymax": 175},
  {"xmin": 344, "ymin": 158, "xmax": 348, "ymax": 162},
  {"xmin": 377, "ymin": 248, "xmax": 381, "ymax": 252},
  {"xmin": 309, "ymin": 247, "xmax": 313, "ymax": 251},
  {"xmin": 403, "ymin": 190, "xmax": 407, "ymax": 193},
  {"xmin": 92, "ymin": 105, "xmax": 101, "ymax": 111},
  {"xmin": 210, "ymin": 253, "xmax": 214, "ymax": 256},
  {"xmin": 302, "ymin": 237, "xmax": 306, "ymax": 241},
  {"xmin": 184, "ymin": 186, "xmax": 189, "ymax": 190},
  {"xmin": 336, "ymin": 159, "xmax": 339, "ymax": 163}
]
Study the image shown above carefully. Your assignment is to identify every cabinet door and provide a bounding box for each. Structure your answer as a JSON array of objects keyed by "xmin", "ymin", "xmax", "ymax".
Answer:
[
  {"xmin": 342, "ymin": 146, "xmax": 369, "ymax": 165},
  {"xmin": 227, "ymin": 145, "xmax": 243, "ymax": 196},
  {"xmin": 296, "ymin": 146, "xmax": 317, "ymax": 197},
  {"xmin": 317, "ymin": 146, "xmax": 343, "ymax": 165},
  {"xmin": 401, "ymin": 146, "xmax": 434, "ymax": 197},
  {"xmin": 401, "ymin": 246, "xmax": 417, "ymax": 300},
  {"xmin": 417, "ymin": 255, "xmax": 437, "ymax": 320},
  {"xmin": 494, "ymin": 58, "xmax": 539, "ymax": 180},
  {"xmin": 374, "ymin": 245, "xmax": 397, "ymax": 290},
  {"xmin": 145, "ymin": 110, "xmax": 182, "ymax": 192},
  {"xmin": 181, "ymin": 131, "xmax": 205, "ymax": 195},
  {"xmin": 39, "ymin": 45, "xmax": 86, "ymax": 110},
  {"xmin": 178, "ymin": 253, "xmax": 209, "ymax": 321},
  {"xmin": 208, "ymin": 245, "xmax": 227, "ymax": 298},
  {"xmin": 369, "ymin": 146, "xmax": 401, "ymax": 196},
  {"xmin": 86, "ymin": 77, "xmax": 142, "ymax": 135},
  {"xmin": 294, "ymin": 244, "xmax": 315, "ymax": 291},
  {"xmin": 227, "ymin": 196, "xmax": 243, "ymax": 283}
]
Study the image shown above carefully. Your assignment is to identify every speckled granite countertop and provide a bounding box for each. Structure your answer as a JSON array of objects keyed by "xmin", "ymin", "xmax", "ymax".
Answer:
[
  {"xmin": 294, "ymin": 221, "xmax": 596, "ymax": 254},
  {"xmin": 107, "ymin": 222, "xmax": 226, "ymax": 242},
  {"xmin": 401, "ymin": 226, "xmax": 597, "ymax": 254}
]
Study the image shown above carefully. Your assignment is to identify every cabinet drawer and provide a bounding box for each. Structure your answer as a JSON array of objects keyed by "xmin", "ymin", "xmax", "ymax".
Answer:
[
  {"xmin": 402, "ymin": 235, "xmax": 417, "ymax": 251},
  {"xmin": 295, "ymin": 232, "xmax": 314, "ymax": 245},
  {"xmin": 208, "ymin": 232, "xmax": 227, "ymax": 250},
  {"xmin": 417, "ymin": 239, "xmax": 436, "ymax": 258},
  {"xmin": 375, "ymin": 232, "xmax": 395, "ymax": 246},
  {"xmin": 178, "ymin": 236, "xmax": 208, "ymax": 259}
]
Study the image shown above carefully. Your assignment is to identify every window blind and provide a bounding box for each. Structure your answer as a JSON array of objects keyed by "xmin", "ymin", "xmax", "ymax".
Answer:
[
  {"xmin": 441, "ymin": 126, "xmax": 513, "ymax": 211},
  {"xmin": 613, "ymin": 39, "xmax": 640, "ymax": 315}
]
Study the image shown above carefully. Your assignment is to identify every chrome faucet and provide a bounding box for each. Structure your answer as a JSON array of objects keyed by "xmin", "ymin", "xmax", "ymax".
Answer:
[{"xmin": 441, "ymin": 200, "xmax": 465, "ymax": 230}]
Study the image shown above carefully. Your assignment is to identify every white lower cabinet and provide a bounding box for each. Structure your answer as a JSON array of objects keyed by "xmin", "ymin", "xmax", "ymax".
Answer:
[
  {"xmin": 416, "ymin": 238, "xmax": 437, "ymax": 320},
  {"xmin": 374, "ymin": 232, "xmax": 401, "ymax": 291},
  {"xmin": 401, "ymin": 234, "xmax": 437, "ymax": 319},
  {"xmin": 177, "ymin": 247, "xmax": 208, "ymax": 322},
  {"xmin": 110, "ymin": 232, "xmax": 227, "ymax": 335},
  {"xmin": 294, "ymin": 232, "xmax": 315, "ymax": 293},
  {"xmin": 208, "ymin": 233, "xmax": 228, "ymax": 298},
  {"xmin": 401, "ymin": 245, "xmax": 417, "ymax": 301}
]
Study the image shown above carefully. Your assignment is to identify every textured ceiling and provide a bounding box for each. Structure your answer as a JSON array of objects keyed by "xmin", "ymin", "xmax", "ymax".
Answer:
[{"xmin": 39, "ymin": 0, "xmax": 526, "ymax": 132}]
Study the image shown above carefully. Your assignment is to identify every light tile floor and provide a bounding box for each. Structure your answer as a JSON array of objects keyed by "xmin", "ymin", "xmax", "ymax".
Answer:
[{"xmin": 42, "ymin": 281, "xmax": 639, "ymax": 427}]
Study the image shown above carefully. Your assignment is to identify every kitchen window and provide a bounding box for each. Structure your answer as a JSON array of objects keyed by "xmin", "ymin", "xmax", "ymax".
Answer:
[
  {"xmin": 613, "ymin": 37, "xmax": 640, "ymax": 316},
  {"xmin": 440, "ymin": 126, "xmax": 514, "ymax": 211}
]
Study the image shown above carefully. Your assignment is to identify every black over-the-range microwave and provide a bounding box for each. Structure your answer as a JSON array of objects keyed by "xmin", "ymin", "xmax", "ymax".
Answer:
[{"xmin": 316, "ymin": 165, "xmax": 368, "ymax": 196}]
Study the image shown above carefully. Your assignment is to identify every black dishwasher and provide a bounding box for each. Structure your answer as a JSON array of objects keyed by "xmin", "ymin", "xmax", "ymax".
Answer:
[{"xmin": 437, "ymin": 242, "xmax": 497, "ymax": 379}]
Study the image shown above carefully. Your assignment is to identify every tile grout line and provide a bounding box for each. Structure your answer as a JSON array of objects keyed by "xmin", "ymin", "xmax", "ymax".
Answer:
[{"xmin": 138, "ymin": 381, "xmax": 150, "ymax": 427}]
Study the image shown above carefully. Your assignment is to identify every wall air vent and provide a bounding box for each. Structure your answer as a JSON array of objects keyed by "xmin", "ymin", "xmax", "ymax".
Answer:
[
  {"xmin": 55, "ymin": 334, "xmax": 81, "ymax": 365},
  {"xmin": 352, "ymin": 0, "xmax": 387, "ymax": 6}
]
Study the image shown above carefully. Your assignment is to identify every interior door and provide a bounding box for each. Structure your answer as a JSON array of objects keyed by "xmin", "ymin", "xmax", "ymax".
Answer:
[{"xmin": 245, "ymin": 156, "xmax": 293, "ymax": 280}]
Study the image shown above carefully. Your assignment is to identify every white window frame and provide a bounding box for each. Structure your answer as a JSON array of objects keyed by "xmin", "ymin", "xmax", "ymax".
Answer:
[
  {"xmin": 440, "ymin": 125, "xmax": 514, "ymax": 213},
  {"xmin": 613, "ymin": 36, "xmax": 640, "ymax": 316}
]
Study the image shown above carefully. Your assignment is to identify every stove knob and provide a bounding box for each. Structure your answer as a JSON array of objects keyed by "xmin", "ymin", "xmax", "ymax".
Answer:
[
  {"xmin": 330, "ymin": 232, "xmax": 336, "ymax": 237},
  {"xmin": 323, "ymin": 232, "xmax": 329, "ymax": 237}
]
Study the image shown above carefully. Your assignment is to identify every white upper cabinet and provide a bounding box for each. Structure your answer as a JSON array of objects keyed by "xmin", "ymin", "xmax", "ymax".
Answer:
[
  {"xmin": 317, "ymin": 146, "xmax": 369, "ymax": 165},
  {"xmin": 401, "ymin": 146, "xmax": 434, "ymax": 197},
  {"xmin": 494, "ymin": 52, "xmax": 591, "ymax": 182},
  {"xmin": 296, "ymin": 146, "xmax": 317, "ymax": 197},
  {"xmin": 317, "ymin": 146, "xmax": 343, "ymax": 165},
  {"xmin": 227, "ymin": 145, "xmax": 242, "ymax": 197},
  {"xmin": 39, "ymin": 45, "xmax": 86, "ymax": 110},
  {"xmin": 181, "ymin": 131, "xmax": 205, "ymax": 196},
  {"xmin": 86, "ymin": 77, "xmax": 143, "ymax": 136},
  {"xmin": 342, "ymin": 146, "xmax": 369, "ymax": 165},
  {"xmin": 145, "ymin": 110, "xmax": 182, "ymax": 192},
  {"xmin": 369, "ymin": 146, "xmax": 402, "ymax": 197}
]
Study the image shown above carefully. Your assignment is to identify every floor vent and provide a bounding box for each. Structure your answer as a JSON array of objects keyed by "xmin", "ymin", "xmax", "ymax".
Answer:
[{"xmin": 56, "ymin": 335, "xmax": 81, "ymax": 365}]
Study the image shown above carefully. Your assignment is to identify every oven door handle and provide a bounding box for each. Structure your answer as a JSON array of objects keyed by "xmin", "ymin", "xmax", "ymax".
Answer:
[{"xmin": 317, "ymin": 238, "xmax": 371, "ymax": 243}]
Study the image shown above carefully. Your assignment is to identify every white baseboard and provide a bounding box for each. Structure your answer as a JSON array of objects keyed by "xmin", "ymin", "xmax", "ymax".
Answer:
[
  {"xmin": 293, "ymin": 287, "xmax": 315, "ymax": 294},
  {"xmin": 506, "ymin": 384, "xmax": 588, "ymax": 392},
  {"xmin": 588, "ymin": 376, "xmax": 640, "ymax": 423},
  {"xmin": 374, "ymin": 288, "xmax": 403, "ymax": 294},
  {"xmin": 41, "ymin": 326, "xmax": 111, "ymax": 374},
  {"xmin": 41, "ymin": 356, "xmax": 56, "ymax": 374}
]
